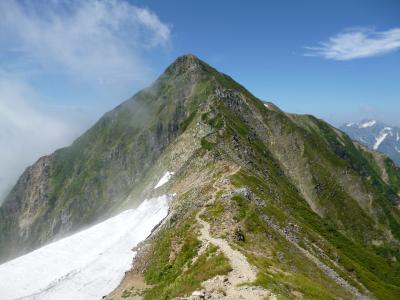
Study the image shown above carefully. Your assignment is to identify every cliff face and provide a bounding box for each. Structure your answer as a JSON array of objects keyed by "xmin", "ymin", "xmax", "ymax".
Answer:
[{"xmin": 2, "ymin": 55, "xmax": 400, "ymax": 299}]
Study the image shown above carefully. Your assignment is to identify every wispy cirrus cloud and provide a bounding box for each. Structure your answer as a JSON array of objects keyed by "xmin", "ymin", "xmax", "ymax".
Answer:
[{"xmin": 305, "ymin": 27, "xmax": 400, "ymax": 60}]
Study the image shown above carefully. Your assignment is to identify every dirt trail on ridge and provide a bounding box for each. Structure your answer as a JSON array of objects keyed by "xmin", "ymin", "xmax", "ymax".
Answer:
[{"xmin": 186, "ymin": 166, "xmax": 276, "ymax": 300}]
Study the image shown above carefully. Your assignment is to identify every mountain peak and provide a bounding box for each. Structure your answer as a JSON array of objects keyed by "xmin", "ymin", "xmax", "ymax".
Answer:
[
  {"xmin": 358, "ymin": 119, "xmax": 377, "ymax": 128},
  {"xmin": 164, "ymin": 53, "xmax": 208, "ymax": 77},
  {"xmin": 177, "ymin": 53, "xmax": 200, "ymax": 62},
  {"xmin": 344, "ymin": 119, "xmax": 378, "ymax": 129}
]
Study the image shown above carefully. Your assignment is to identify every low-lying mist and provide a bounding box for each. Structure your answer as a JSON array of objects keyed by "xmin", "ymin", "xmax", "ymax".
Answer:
[{"xmin": 0, "ymin": 81, "xmax": 87, "ymax": 203}]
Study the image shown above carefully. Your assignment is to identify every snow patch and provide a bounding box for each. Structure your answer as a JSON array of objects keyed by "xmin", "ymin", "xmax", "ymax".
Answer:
[
  {"xmin": 384, "ymin": 126, "xmax": 393, "ymax": 132},
  {"xmin": 346, "ymin": 122, "xmax": 355, "ymax": 127},
  {"xmin": 372, "ymin": 127, "xmax": 394, "ymax": 150},
  {"xmin": 0, "ymin": 195, "xmax": 170, "ymax": 300},
  {"xmin": 359, "ymin": 120, "xmax": 376, "ymax": 128},
  {"xmin": 374, "ymin": 131, "xmax": 389, "ymax": 150},
  {"xmin": 154, "ymin": 171, "xmax": 174, "ymax": 189},
  {"xmin": 396, "ymin": 146, "xmax": 400, "ymax": 153}
]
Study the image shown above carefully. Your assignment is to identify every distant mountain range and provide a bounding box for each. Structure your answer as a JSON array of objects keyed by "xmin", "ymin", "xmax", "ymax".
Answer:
[{"xmin": 340, "ymin": 120, "xmax": 400, "ymax": 166}]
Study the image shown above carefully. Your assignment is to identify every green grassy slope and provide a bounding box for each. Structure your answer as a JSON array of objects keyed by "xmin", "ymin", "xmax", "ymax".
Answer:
[{"xmin": 142, "ymin": 56, "xmax": 400, "ymax": 299}]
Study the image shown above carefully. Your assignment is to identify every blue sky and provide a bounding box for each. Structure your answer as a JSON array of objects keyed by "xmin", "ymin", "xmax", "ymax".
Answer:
[
  {"xmin": 142, "ymin": 0, "xmax": 400, "ymax": 126},
  {"xmin": 0, "ymin": 0, "xmax": 399, "ymax": 197}
]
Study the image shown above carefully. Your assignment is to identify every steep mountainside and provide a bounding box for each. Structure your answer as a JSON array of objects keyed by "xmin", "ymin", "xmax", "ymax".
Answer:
[
  {"xmin": 340, "ymin": 120, "xmax": 400, "ymax": 166},
  {"xmin": 2, "ymin": 55, "xmax": 400, "ymax": 299},
  {"xmin": 0, "ymin": 55, "xmax": 210, "ymax": 261}
]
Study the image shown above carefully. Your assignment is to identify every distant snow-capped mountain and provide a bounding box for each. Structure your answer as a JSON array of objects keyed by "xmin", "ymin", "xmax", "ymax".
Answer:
[{"xmin": 340, "ymin": 119, "xmax": 400, "ymax": 166}]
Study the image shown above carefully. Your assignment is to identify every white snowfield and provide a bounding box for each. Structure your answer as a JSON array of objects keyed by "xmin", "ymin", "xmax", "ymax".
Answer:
[
  {"xmin": 0, "ymin": 195, "xmax": 170, "ymax": 300},
  {"xmin": 373, "ymin": 127, "xmax": 393, "ymax": 150},
  {"xmin": 374, "ymin": 132, "xmax": 389, "ymax": 150},
  {"xmin": 359, "ymin": 120, "xmax": 376, "ymax": 128},
  {"xmin": 154, "ymin": 171, "xmax": 174, "ymax": 189}
]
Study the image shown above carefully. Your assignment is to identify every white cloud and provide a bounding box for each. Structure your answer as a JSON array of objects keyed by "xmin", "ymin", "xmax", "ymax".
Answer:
[
  {"xmin": 305, "ymin": 27, "xmax": 400, "ymax": 60},
  {"xmin": 0, "ymin": 0, "xmax": 171, "ymax": 83},
  {"xmin": 0, "ymin": 0, "xmax": 172, "ymax": 201}
]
